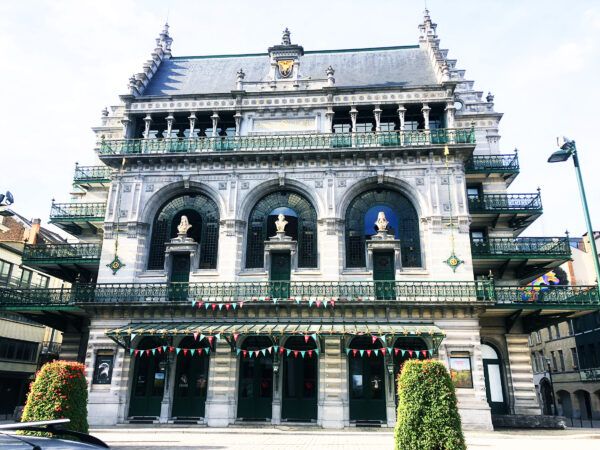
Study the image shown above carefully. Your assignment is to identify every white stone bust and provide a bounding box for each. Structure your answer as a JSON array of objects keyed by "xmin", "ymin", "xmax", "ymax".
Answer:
[
  {"xmin": 177, "ymin": 215, "xmax": 192, "ymax": 235},
  {"xmin": 375, "ymin": 212, "xmax": 389, "ymax": 232},
  {"xmin": 275, "ymin": 214, "xmax": 288, "ymax": 233}
]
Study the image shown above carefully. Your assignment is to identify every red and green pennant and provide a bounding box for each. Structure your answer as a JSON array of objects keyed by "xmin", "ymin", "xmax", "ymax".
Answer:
[
  {"xmin": 345, "ymin": 347, "xmax": 434, "ymax": 358},
  {"xmin": 235, "ymin": 345, "xmax": 319, "ymax": 358},
  {"xmin": 130, "ymin": 345, "xmax": 212, "ymax": 357}
]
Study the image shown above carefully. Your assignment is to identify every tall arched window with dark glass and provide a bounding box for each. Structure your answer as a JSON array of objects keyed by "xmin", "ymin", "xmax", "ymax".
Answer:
[
  {"xmin": 147, "ymin": 194, "xmax": 220, "ymax": 270},
  {"xmin": 245, "ymin": 191, "xmax": 317, "ymax": 269},
  {"xmin": 345, "ymin": 189, "xmax": 421, "ymax": 268}
]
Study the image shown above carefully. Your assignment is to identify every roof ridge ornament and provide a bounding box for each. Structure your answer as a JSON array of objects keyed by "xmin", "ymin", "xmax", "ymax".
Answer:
[{"xmin": 282, "ymin": 27, "xmax": 291, "ymax": 45}]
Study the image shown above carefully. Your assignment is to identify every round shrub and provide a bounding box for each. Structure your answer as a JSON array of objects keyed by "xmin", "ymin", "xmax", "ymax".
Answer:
[
  {"xmin": 394, "ymin": 359, "xmax": 465, "ymax": 450},
  {"xmin": 21, "ymin": 360, "xmax": 88, "ymax": 435}
]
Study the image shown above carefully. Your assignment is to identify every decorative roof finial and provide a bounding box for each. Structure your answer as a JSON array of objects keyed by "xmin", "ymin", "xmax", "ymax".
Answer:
[
  {"xmin": 486, "ymin": 92, "xmax": 494, "ymax": 103},
  {"xmin": 326, "ymin": 65, "xmax": 335, "ymax": 87},
  {"xmin": 236, "ymin": 68, "xmax": 245, "ymax": 90},
  {"xmin": 282, "ymin": 28, "xmax": 291, "ymax": 45},
  {"xmin": 101, "ymin": 107, "xmax": 109, "ymax": 117},
  {"xmin": 159, "ymin": 22, "xmax": 173, "ymax": 56}
]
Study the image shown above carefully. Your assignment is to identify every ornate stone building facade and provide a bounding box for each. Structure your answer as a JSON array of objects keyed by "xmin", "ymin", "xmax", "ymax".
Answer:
[{"xmin": 2, "ymin": 11, "xmax": 598, "ymax": 430}]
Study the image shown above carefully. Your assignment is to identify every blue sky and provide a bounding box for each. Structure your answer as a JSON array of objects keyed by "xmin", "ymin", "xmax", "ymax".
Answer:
[{"xmin": 1, "ymin": 0, "xmax": 599, "ymax": 238}]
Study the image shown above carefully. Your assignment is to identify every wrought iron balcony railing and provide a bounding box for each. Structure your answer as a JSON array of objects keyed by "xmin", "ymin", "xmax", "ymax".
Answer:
[
  {"xmin": 0, "ymin": 280, "xmax": 494, "ymax": 307},
  {"xmin": 471, "ymin": 237, "xmax": 571, "ymax": 258},
  {"xmin": 468, "ymin": 192, "xmax": 542, "ymax": 213},
  {"xmin": 73, "ymin": 165, "xmax": 111, "ymax": 183},
  {"xmin": 494, "ymin": 285, "xmax": 599, "ymax": 307},
  {"xmin": 22, "ymin": 243, "xmax": 102, "ymax": 264},
  {"xmin": 49, "ymin": 202, "xmax": 106, "ymax": 222},
  {"xmin": 465, "ymin": 154, "xmax": 519, "ymax": 173},
  {"xmin": 98, "ymin": 128, "xmax": 475, "ymax": 155}
]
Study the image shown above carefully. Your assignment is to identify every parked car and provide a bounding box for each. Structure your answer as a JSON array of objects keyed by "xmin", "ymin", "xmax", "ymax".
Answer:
[{"xmin": 0, "ymin": 419, "xmax": 109, "ymax": 449}]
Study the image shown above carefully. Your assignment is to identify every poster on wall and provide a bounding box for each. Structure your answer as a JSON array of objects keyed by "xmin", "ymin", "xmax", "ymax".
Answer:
[
  {"xmin": 449, "ymin": 356, "xmax": 473, "ymax": 388},
  {"xmin": 93, "ymin": 351, "xmax": 114, "ymax": 385}
]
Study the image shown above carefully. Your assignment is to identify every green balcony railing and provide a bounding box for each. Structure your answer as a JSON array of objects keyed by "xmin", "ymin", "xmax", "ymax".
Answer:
[
  {"xmin": 468, "ymin": 192, "xmax": 542, "ymax": 214},
  {"xmin": 471, "ymin": 237, "xmax": 571, "ymax": 258},
  {"xmin": 494, "ymin": 285, "xmax": 599, "ymax": 306},
  {"xmin": 22, "ymin": 243, "xmax": 102, "ymax": 264},
  {"xmin": 98, "ymin": 128, "xmax": 475, "ymax": 156},
  {"xmin": 465, "ymin": 154, "xmax": 519, "ymax": 173},
  {"xmin": 50, "ymin": 202, "xmax": 106, "ymax": 222},
  {"xmin": 0, "ymin": 280, "xmax": 494, "ymax": 307},
  {"xmin": 73, "ymin": 164, "xmax": 111, "ymax": 183}
]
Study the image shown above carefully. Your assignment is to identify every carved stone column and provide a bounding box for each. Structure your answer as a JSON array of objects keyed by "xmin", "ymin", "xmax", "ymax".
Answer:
[
  {"xmin": 422, "ymin": 103, "xmax": 431, "ymax": 130},
  {"xmin": 165, "ymin": 113, "xmax": 174, "ymax": 138},
  {"xmin": 234, "ymin": 111, "xmax": 242, "ymax": 136},
  {"xmin": 325, "ymin": 107, "xmax": 335, "ymax": 133},
  {"xmin": 143, "ymin": 114, "xmax": 152, "ymax": 139},
  {"xmin": 373, "ymin": 105, "xmax": 382, "ymax": 132},
  {"xmin": 397, "ymin": 105, "xmax": 406, "ymax": 131},
  {"xmin": 211, "ymin": 112, "xmax": 220, "ymax": 137},
  {"xmin": 121, "ymin": 116, "xmax": 132, "ymax": 139},
  {"xmin": 188, "ymin": 112, "xmax": 197, "ymax": 138},
  {"xmin": 349, "ymin": 107, "xmax": 358, "ymax": 132},
  {"xmin": 445, "ymin": 102, "xmax": 456, "ymax": 129}
]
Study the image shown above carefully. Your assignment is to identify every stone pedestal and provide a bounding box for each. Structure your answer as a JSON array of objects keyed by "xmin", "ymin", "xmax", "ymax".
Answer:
[
  {"xmin": 366, "ymin": 230, "xmax": 402, "ymax": 272},
  {"xmin": 264, "ymin": 231, "xmax": 298, "ymax": 272},
  {"xmin": 205, "ymin": 341, "xmax": 237, "ymax": 427},
  {"xmin": 319, "ymin": 336, "xmax": 347, "ymax": 429},
  {"xmin": 164, "ymin": 233, "xmax": 199, "ymax": 273}
]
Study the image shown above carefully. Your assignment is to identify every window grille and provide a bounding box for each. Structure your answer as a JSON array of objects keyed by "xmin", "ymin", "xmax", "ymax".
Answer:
[
  {"xmin": 345, "ymin": 189, "xmax": 421, "ymax": 268},
  {"xmin": 148, "ymin": 194, "xmax": 219, "ymax": 270},
  {"xmin": 245, "ymin": 191, "xmax": 317, "ymax": 269}
]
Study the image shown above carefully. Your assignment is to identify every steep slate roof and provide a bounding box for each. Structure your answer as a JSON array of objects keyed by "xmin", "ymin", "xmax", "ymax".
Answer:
[{"xmin": 141, "ymin": 46, "xmax": 438, "ymax": 96}]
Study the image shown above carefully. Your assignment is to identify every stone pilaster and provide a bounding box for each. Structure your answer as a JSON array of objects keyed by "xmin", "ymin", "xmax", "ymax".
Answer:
[
  {"xmin": 205, "ymin": 340, "xmax": 237, "ymax": 426},
  {"xmin": 318, "ymin": 336, "xmax": 347, "ymax": 428},
  {"xmin": 505, "ymin": 333, "xmax": 540, "ymax": 415}
]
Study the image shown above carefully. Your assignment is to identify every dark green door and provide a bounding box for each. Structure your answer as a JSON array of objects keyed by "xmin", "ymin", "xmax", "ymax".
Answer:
[
  {"xmin": 172, "ymin": 352, "xmax": 209, "ymax": 418},
  {"xmin": 237, "ymin": 355, "xmax": 273, "ymax": 420},
  {"xmin": 282, "ymin": 354, "xmax": 318, "ymax": 421},
  {"xmin": 349, "ymin": 355, "xmax": 386, "ymax": 421},
  {"xmin": 483, "ymin": 359, "xmax": 508, "ymax": 414},
  {"xmin": 129, "ymin": 355, "xmax": 165, "ymax": 417},
  {"xmin": 170, "ymin": 254, "xmax": 190, "ymax": 301},
  {"xmin": 270, "ymin": 252, "xmax": 291, "ymax": 299},
  {"xmin": 373, "ymin": 251, "xmax": 395, "ymax": 300}
]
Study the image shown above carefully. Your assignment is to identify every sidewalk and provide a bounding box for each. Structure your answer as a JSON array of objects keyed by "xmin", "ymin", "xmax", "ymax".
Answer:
[{"xmin": 89, "ymin": 426, "xmax": 600, "ymax": 450}]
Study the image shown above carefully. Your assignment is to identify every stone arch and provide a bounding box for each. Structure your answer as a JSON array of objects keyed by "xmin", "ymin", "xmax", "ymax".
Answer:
[
  {"xmin": 539, "ymin": 378, "xmax": 553, "ymax": 415},
  {"xmin": 244, "ymin": 189, "xmax": 318, "ymax": 269},
  {"xmin": 343, "ymin": 185, "xmax": 422, "ymax": 268},
  {"xmin": 238, "ymin": 178, "xmax": 325, "ymax": 222},
  {"xmin": 574, "ymin": 389, "xmax": 593, "ymax": 420},
  {"xmin": 147, "ymin": 192, "xmax": 220, "ymax": 270}
]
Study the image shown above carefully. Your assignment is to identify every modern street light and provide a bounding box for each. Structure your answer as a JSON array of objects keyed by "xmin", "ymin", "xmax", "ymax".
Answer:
[
  {"xmin": 544, "ymin": 356, "xmax": 557, "ymax": 416},
  {"xmin": 548, "ymin": 137, "xmax": 600, "ymax": 285}
]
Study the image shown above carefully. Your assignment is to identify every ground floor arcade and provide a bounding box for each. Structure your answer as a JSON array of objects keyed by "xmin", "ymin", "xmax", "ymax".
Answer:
[{"xmin": 79, "ymin": 315, "xmax": 541, "ymax": 430}]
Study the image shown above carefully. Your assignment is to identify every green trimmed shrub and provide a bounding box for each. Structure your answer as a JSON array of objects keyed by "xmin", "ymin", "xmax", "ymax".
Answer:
[
  {"xmin": 21, "ymin": 360, "xmax": 88, "ymax": 435},
  {"xmin": 394, "ymin": 359, "xmax": 465, "ymax": 450}
]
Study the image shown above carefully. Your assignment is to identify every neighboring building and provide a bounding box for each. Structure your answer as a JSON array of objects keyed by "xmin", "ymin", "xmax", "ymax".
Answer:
[
  {"xmin": 0, "ymin": 211, "xmax": 65, "ymax": 419},
  {"xmin": 530, "ymin": 235, "xmax": 600, "ymax": 422},
  {"xmin": 0, "ymin": 10, "xmax": 597, "ymax": 430}
]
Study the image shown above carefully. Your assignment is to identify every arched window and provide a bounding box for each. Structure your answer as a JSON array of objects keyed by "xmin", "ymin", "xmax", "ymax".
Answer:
[
  {"xmin": 147, "ymin": 194, "xmax": 219, "ymax": 270},
  {"xmin": 345, "ymin": 189, "xmax": 421, "ymax": 268},
  {"xmin": 245, "ymin": 191, "xmax": 317, "ymax": 269}
]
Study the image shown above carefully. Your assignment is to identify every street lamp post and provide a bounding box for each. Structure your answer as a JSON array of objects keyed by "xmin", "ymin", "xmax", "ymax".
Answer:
[
  {"xmin": 548, "ymin": 137, "xmax": 600, "ymax": 285},
  {"xmin": 545, "ymin": 357, "xmax": 557, "ymax": 416}
]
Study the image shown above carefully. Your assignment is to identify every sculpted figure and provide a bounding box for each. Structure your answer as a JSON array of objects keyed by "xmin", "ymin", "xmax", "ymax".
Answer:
[
  {"xmin": 177, "ymin": 215, "xmax": 192, "ymax": 235},
  {"xmin": 375, "ymin": 211, "xmax": 389, "ymax": 232},
  {"xmin": 275, "ymin": 214, "xmax": 288, "ymax": 233}
]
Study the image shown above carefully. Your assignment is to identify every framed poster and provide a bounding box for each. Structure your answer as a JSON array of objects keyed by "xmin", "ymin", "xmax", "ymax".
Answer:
[
  {"xmin": 93, "ymin": 351, "xmax": 114, "ymax": 385},
  {"xmin": 450, "ymin": 356, "xmax": 473, "ymax": 388}
]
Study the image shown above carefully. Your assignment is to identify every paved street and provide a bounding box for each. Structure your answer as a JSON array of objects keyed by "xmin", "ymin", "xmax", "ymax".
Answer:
[{"xmin": 89, "ymin": 426, "xmax": 600, "ymax": 450}]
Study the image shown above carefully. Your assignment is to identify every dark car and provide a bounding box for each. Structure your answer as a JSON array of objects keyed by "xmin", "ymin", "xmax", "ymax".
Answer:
[{"xmin": 0, "ymin": 419, "xmax": 109, "ymax": 449}]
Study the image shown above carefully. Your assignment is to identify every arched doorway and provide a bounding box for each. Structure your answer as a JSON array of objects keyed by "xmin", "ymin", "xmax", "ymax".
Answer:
[
  {"xmin": 129, "ymin": 337, "xmax": 165, "ymax": 418},
  {"xmin": 557, "ymin": 390, "xmax": 573, "ymax": 418},
  {"xmin": 147, "ymin": 193, "xmax": 220, "ymax": 271},
  {"xmin": 481, "ymin": 343, "xmax": 508, "ymax": 415},
  {"xmin": 171, "ymin": 336, "xmax": 210, "ymax": 418},
  {"xmin": 237, "ymin": 336, "xmax": 274, "ymax": 420},
  {"xmin": 348, "ymin": 336, "xmax": 386, "ymax": 422},
  {"xmin": 539, "ymin": 378, "xmax": 554, "ymax": 415},
  {"xmin": 575, "ymin": 390, "xmax": 592, "ymax": 420},
  {"xmin": 281, "ymin": 336, "xmax": 318, "ymax": 422}
]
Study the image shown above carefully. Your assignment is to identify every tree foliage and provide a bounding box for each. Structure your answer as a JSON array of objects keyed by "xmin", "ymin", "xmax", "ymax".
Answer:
[
  {"xmin": 394, "ymin": 359, "xmax": 465, "ymax": 450},
  {"xmin": 21, "ymin": 360, "xmax": 88, "ymax": 436}
]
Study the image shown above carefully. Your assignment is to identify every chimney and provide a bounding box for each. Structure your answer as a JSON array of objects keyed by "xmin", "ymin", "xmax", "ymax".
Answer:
[{"xmin": 28, "ymin": 218, "xmax": 41, "ymax": 244}]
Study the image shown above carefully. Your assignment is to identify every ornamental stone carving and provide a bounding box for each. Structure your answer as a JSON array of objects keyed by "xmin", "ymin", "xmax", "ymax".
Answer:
[
  {"xmin": 177, "ymin": 215, "xmax": 192, "ymax": 235},
  {"xmin": 275, "ymin": 214, "xmax": 288, "ymax": 233},
  {"xmin": 375, "ymin": 212, "xmax": 389, "ymax": 232}
]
